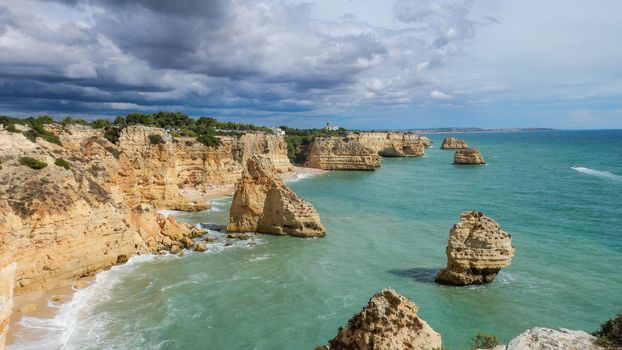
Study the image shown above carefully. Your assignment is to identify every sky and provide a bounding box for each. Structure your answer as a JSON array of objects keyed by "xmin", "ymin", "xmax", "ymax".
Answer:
[{"xmin": 0, "ymin": 0, "xmax": 621, "ymax": 129}]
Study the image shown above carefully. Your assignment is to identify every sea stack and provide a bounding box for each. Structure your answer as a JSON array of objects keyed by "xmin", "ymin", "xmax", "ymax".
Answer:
[
  {"xmin": 304, "ymin": 137, "xmax": 381, "ymax": 170},
  {"xmin": 441, "ymin": 137, "xmax": 468, "ymax": 149},
  {"xmin": 226, "ymin": 156, "xmax": 326, "ymax": 237},
  {"xmin": 453, "ymin": 148, "xmax": 485, "ymax": 165},
  {"xmin": 435, "ymin": 211, "xmax": 515, "ymax": 286},
  {"xmin": 316, "ymin": 288, "xmax": 442, "ymax": 350}
]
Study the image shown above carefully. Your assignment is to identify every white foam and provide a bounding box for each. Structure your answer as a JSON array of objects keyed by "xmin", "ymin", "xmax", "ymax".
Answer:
[{"xmin": 571, "ymin": 166, "xmax": 622, "ymax": 181}]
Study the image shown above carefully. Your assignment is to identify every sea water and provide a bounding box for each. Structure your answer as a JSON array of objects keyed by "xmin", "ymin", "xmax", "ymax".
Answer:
[{"xmin": 9, "ymin": 130, "xmax": 622, "ymax": 349}]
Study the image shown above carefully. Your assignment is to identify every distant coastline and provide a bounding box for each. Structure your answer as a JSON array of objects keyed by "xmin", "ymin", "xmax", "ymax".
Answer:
[{"xmin": 404, "ymin": 127, "xmax": 556, "ymax": 134}]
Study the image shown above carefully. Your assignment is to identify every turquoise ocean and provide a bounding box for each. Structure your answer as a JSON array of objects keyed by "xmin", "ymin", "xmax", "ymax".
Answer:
[{"xmin": 9, "ymin": 130, "xmax": 622, "ymax": 349}]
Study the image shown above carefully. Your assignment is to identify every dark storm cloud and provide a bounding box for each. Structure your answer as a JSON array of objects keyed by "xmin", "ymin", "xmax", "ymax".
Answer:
[{"xmin": 0, "ymin": 0, "xmax": 482, "ymax": 118}]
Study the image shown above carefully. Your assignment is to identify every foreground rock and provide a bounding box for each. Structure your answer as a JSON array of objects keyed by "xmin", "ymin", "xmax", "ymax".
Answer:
[
  {"xmin": 441, "ymin": 137, "xmax": 468, "ymax": 149},
  {"xmin": 488, "ymin": 327, "xmax": 605, "ymax": 350},
  {"xmin": 435, "ymin": 211, "xmax": 515, "ymax": 286},
  {"xmin": 227, "ymin": 156, "xmax": 326, "ymax": 237},
  {"xmin": 453, "ymin": 148, "xmax": 485, "ymax": 165},
  {"xmin": 304, "ymin": 137, "xmax": 380, "ymax": 170},
  {"xmin": 316, "ymin": 288, "xmax": 441, "ymax": 350},
  {"xmin": 348, "ymin": 132, "xmax": 426, "ymax": 157}
]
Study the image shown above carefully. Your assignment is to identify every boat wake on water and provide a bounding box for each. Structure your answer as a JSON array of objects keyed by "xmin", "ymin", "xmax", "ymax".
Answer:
[{"xmin": 571, "ymin": 166, "xmax": 622, "ymax": 181}]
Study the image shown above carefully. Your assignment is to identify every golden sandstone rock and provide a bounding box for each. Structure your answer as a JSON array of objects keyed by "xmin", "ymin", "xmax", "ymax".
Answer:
[
  {"xmin": 453, "ymin": 148, "xmax": 485, "ymax": 165},
  {"xmin": 435, "ymin": 211, "xmax": 515, "ymax": 286},
  {"xmin": 441, "ymin": 137, "xmax": 469, "ymax": 149},
  {"xmin": 227, "ymin": 156, "xmax": 325, "ymax": 237},
  {"xmin": 317, "ymin": 288, "xmax": 442, "ymax": 350},
  {"xmin": 304, "ymin": 137, "xmax": 381, "ymax": 170},
  {"xmin": 347, "ymin": 132, "xmax": 427, "ymax": 157}
]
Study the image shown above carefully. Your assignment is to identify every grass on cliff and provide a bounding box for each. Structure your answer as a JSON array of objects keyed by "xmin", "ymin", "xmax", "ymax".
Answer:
[
  {"xmin": 279, "ymin": 126, "xmax": 348, "ymax": 163},
  {"xmin": 19, "ymin": 156, "xmax": 48, "ymax": 170},
  {"xmin": 54, "ymin": 158, "xmax": 71, "ymax": 170},
  {"xmin": 148, "ymin": 134, "xmax": 165, "ymax": 145},
  {"xmin": 594, "ymin": 313, "xmax": 622, "ymax": 348},
  {"xmin": 469, "ymin": 333, "xmax": 499, "ymax": 349}
]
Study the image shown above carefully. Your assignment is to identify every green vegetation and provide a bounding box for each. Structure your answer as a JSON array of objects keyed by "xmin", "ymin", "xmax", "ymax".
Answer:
[
  {"xmin": 280, "ymin": 126, "xmax": 348, "ymax": 163},
  {"xmin": 90, "ymin": 118, "xmax": 112, "ymax": 129},
  {"xmin": 23, "ymin": 116, "xmax": 62, "ymax": 146},
  {"xmin": 148, "ymin": 134, "xmax": 165, "ymax": 145},
  {"xmin": 469, "ymin": 333, "xmax": 499, "ymax": 349},
  {"xmin": 54, "ymin": 158, "xmax": 71, "ymax": 170},
  {"xmin": 0, "ymin": 116, "xmax": 21, "ymax": 133},
  {"xmin": 594, "ymin": 313, "xmax": 622, "ymax": 348},
  {"xmin": 19, "ymin": 156, "xmax": 48, "ymax": 170},
  {"xmin": 61, "ymin": 116, "xmax": 87, "ymax": 126}
]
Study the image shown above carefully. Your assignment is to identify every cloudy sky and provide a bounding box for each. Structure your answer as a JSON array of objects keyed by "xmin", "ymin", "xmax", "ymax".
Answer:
[{"xmin": 0, "ymin": 0, "xmax": 621, "ymax": 129}]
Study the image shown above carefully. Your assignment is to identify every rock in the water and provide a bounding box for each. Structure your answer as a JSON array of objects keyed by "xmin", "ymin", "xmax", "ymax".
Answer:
[
  {"xmin": 441, "ymin": 137, "xmax": 468, "ymax": 149},
  {"xmin": 170, "ymin": 245, "xmax": 182, "ymax": 255},
  {"xmin": 435, "ymin": 211, "xmax": 515, "ymax": 286},
  {"xmin": 453, "ymin": 148, "xmax": 485, "ymax": 165},
  {"xmin": 226, "ymin": 233, "xmax": 252, "ymax": 240},
  {"xmin": 317, "ymin": 288, "xmax": 441, "ymax": 350},
  {"xmin": 304, "ymin": 137, "xmax": 380, "ymax": 170},
  {"xmin": 179, "ymin": 236, "xmax": 194, "ymax": 249},
  {"xmin": 194, "ymin": 242, "xmax": 207, "ymax": 252},
  {"xmin": 226, "ymin": 156, "xmax": 326, "ymax": 237},
  {"xmin": 489, "ymin": 327, "xmax": 605, "ymax": 350}
]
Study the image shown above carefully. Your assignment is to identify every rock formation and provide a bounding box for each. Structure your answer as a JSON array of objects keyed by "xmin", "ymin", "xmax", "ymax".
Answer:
[
  {"xmin": 304, "ymin": 137, "xmax": 381, "ymax": 170},
  {"xmin": 227, "ymin": 156, "xmax": 325, "ymax": 237},
  {"xmin": 316, "ymin": 288, "xmax": 442, "ymax": 350},
  {"xmin": 347, "ymin": 132, "xmax": 426, "ymax": 157},
  {"xmin": 453, "ymin": 148, "xmax": 485, "ymax": 165},
  {"xmin": 435, "ymin": 211, "xmax": 515, "ymax": 286},
  {"xmin": 0, "ymin": 262, "xmax": 15, "ymax": 350},
  {"xmin": 441, "ymin": 137, "xmax": 468, "ymax": 149},
  {"xmin": 487, "ymin": 328, "xmax": 605, "ymax": 350}
]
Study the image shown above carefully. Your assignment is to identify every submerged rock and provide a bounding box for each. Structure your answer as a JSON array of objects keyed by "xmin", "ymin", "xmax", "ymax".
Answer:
[
  {"xmin": 453, "ymin": 148, "xmax": 485, "ymax": 165},
  {"xmin": 304, "ymin": 137, "xmax": 381, "ymax": 170},
  {"xmin": 435, "ymin": 211, "xmax": 515, "ymax": 286},
  {"xmin": 317, "ymin": 288, "xmax": 441, "ymax": 350},
  {"xmin": 488, "ymin": 327, "xmax": 605, "ymax": 350},
  {"xmin": 226, "ymin": 156, "xmax": 326, "ymax": 238},
  {"xmin": 441, "ymin": 137, "xmax": 468, "ymax": 149},
  {"xmin": 195, "ymin": 242, "xmax": 207, "ymax": 252}
]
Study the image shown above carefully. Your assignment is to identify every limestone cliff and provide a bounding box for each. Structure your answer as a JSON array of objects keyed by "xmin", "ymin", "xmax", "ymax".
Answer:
[
  {"xmin": 0, "ymin": 262, "xmax": 15, "ymax": 350},
  {"xmin": 441, "ymin": 137, "xmax": 468, "ymax": 149},
  {"xmin": 317, "ymin": 288, "xmax": 442, "ymax": 350},
  {"xmin": 435, "ymin": 211, "xmax": 515, "ymax": 286},
  {"xmin": 488, "ymin": 328, "xmax": 605, "ymax": 350},
  {"xmin": 227, "ymin": 156, "xmax": 325, "ymax": 237},
  {"xmin": 304, "ymin": 137, "xmax": 381, "ymax": 170},
  {"xmin": 453, "ymin": 148, "xmax": 485, "ymax": 165},
  {"xmin": 347, "ymin": 132, "xmax": 426, "ymax": 157}
]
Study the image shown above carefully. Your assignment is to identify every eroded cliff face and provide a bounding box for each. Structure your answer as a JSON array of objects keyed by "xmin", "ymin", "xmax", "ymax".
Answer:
[
  {"xmin": 0, "ymin": 262, "xmax": 15, "ymax": 350},
  {"xmin": 435, "ymin": 211, "xmax": 515, "ymax": 286},
  {"xmin": 227, "ymin": 156, "xmax": 325, "ymax": 237},
  {"xmin": 347, "ymin": 132, "xmax": 426, "ymax": 157},
  {"xmin": 317, "ymin": 288, "xmax": 442, "ymax": 350},
  {"xmin": 304, "ymin": 137, "xmax": 381, "ymax": 170},
  {"xmin": 453, "ymin": 148, "xmax": 485, "ymax": 165},
  {"xmin": 441, "ymin": 137, "xmax": 468, "ymax": 149}
]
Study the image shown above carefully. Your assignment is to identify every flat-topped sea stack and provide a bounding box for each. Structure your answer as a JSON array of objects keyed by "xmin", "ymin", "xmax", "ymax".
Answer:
[
  {"xmin": 453, "ymin": 148, "xmax": 485, "ymax": 165},
  {"xmin": 316, "ymin": 288, "xmax": 442, "ymax": 350},
  {"xmin": 435, "ymin": 211, "xmax": 515, "ymax": 286},
  {"xmin": 347, "ymin": 132, "xmax": 426, "ymax": 157},
  {"xmin": 227, "ymin": 156, "xmax": 325, "ymax": 237},
  {"xmin": 441, "ymin": 137, "xmax": 468, "ymax": 149},
  {"xmin": 304, "ymin": 137, "xmax": 381, "ymax": 170}
]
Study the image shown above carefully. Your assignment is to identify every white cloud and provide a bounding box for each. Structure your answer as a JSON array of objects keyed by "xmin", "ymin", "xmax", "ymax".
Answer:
[{"xmin": 430, "ymin": 90, "xmax": 452, "ymax": 99}]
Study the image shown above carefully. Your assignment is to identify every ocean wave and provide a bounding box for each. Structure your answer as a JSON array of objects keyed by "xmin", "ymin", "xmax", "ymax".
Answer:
[{"xmin": 571, "ymin": 166, "xmax": 622, "ymax": 181}]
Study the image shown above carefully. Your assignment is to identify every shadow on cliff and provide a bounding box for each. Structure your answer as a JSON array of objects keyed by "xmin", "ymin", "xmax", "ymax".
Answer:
[{"xmin": 388, "ymin": 267, "xmax": 440, "ymax": 283}]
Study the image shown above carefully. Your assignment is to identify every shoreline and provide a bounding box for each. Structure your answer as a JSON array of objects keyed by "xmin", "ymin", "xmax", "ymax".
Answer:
[{"xmin": 5, "ymin": 165, "xmax": 326, "ymax": 349}]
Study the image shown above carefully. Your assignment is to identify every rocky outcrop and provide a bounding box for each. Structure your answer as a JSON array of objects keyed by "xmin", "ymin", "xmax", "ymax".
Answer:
[
  {"xmin": 347, "ymin": 132, "xmax": 426, "ymax": 157},
  {"xmin": 317, "ymin": 288, "xmax": 441, "ymax": 350},
  {"xmin": 453, "ymin": 148, "xmax": 485, "ymax": 165},
  {"xmin": 0, "ymin": 262, "xmax": 15, "ymax": 350},
  {"xmin": 227, "ymin": 156, "xmax": 325, "ymax": 237},
  {"xmin": 304, "ymin": 137, "xmax": 381, "ymax": 170},
  {"xmin": 488, "ymin": 328, "xmax": 605, "ymax": 350},
  {"xmin": 435, "ymin": 211, "xmax": 515, "ymax": 286},
  {"xmin": 441, "ymin": 137, "xmax": 468, "ymax": 149}
]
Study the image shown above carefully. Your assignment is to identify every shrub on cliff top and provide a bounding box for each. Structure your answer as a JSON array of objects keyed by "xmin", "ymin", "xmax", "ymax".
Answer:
[
  {"xmin": 54, "ymin": 158, "xmax": 71, "ymax": 170},
  {"xmin": 594, "ymin": 313, "xmax": 622, "ymax": 348},
  {"xmin": 23, "ymin": 117, "xmax": 62, "ymax": 146},
  {"xmin": 19, "ymin": 156, "xmax": 48, "ymax": 169},
  {"xmin": 148, "ymin": 134, "xmax": 165, "ymax": 145},
  {"xmin": 469, "ymin": 333, "xmax": 499, "ymax": 349}
]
